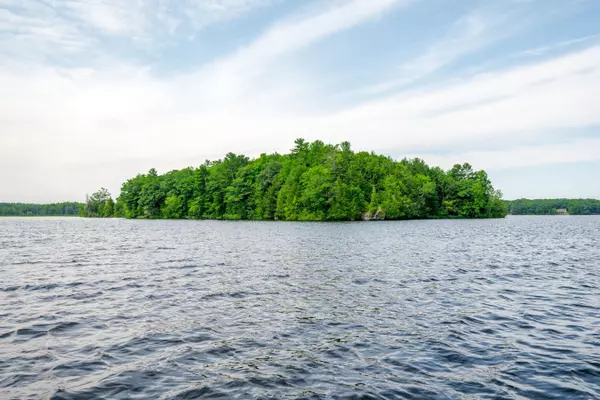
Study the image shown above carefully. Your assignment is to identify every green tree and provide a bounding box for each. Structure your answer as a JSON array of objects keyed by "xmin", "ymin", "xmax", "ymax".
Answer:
[
  {"xmin": 162, "ymin": 195, "xmax": 184, "ymax": 218},
  {"xmin": 299, "ymin": 165, "xmax": 332, "ymax": 220},
  {"xmin": 84, "ymin": 188, "xmax": 112, "ymax": 217},
  {"xmin": 102, "ymin": 197, "xmax": 114, "ymax": 217},
  {"xmin": 89, "ymin": 139, "xmax": 508, "ymax": 221}
]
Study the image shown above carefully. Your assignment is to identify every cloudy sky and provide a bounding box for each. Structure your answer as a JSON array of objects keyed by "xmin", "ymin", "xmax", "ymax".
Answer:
[{"xmin": 1, "ymin": 0, "xmax": 599, "ymax": 202}]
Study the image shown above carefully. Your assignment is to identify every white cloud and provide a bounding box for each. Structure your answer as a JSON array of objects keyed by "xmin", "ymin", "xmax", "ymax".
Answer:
[
  {"xmin": 238, "ymin": 0, "xmax": 403, "ymax": 63},
  {"xmin": 0, "ymin": 0, "xmax": 414, "ymax": 201},
  {"xmin": 362, "ymin": 10, "xmax": 508, "ymax": 95},
  {"xmin": 0, "ymin": 0, "xmax": 283, "ymax": 62},
  {"xmin": 60, "ymin": 0, "xmax": 146, "ymax": 35},
  {"xmin": 313, "ymin": 45, "xmax": 600, "ymax": 151},
  {"xmin": 412, "ymin": 138, "xmax": 600, "ymax": 171},
  {"xmin": 0, "ymin": 0, "xmax": 599, "ymax": 202},
  {"xmin": 180, "ymin": 0, "xmax": 280, "ymax": 31},
  {"xmin": 2, "ymin": 43, "xmax": 597, "ymax": 199},
  {"xmin": 0, "ymin": 2, "xmax": 92, "ymax": 62},
  {"xmin": 514, "ymin": 34, "xmax": 600, "ymax": 58}
]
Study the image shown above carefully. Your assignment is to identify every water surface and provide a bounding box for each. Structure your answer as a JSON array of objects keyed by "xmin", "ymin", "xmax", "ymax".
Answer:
[{"xmin": 1, "ymin": 216, "xmax": 599, "ymax": 399}]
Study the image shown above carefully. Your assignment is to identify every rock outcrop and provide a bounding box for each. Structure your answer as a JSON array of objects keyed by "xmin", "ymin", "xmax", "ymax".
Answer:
[{"xmin": 361, "ymin": 209, "xmax": 386, "ymax": 221}]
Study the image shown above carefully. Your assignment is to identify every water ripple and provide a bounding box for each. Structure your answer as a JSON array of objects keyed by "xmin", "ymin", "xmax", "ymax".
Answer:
[{"xmin": 0, "ymin": 216, "xmax": 599, "ymax": 399}]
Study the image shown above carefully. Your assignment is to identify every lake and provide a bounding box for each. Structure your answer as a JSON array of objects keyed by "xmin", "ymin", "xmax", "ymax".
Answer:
[{"xmin": 1, "ymin": 216, "xmax": 599, "ymax": 399}]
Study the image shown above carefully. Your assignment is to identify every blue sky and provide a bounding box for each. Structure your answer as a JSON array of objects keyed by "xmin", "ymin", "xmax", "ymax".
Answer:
[{"xmin": 1, "ymin": 0, "xmax": 599, "ymax": 202}]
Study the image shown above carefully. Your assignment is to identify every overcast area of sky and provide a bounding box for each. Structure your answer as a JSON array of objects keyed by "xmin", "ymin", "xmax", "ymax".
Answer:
[{"xmin": 1, "ymin": 0, "xmax": 599, "ymax": 203}]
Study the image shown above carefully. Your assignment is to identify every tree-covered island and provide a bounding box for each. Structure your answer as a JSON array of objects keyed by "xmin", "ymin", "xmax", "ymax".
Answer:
[{"xmin": 82, "ymin": 139, "xmax": 507, "ymax": 220}]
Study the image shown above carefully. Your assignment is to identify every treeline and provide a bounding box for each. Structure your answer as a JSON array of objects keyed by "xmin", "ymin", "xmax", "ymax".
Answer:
[
  {"xmin": 505, "ymin": 198, "xmax": 600, "ymax": 215},
  {"xmin": 83, "ymin": 139, "xmax": 507, "ymax": 221},
  {"xmin": 0, "ymin": 202, "xmax": 82, "ymax": 216}
]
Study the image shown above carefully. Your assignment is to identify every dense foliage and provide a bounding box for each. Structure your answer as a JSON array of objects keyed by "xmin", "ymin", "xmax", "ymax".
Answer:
[
  {"xmin": 0, "ymin": 202, "xmax": 81, "ymax": 216},
  {"xmin": 84, "ymin": 140, "xmax": 507, "ymax": 220},
  {"xmin": 81, "ymin": 188, "xmax": 115, "ymax": 217},
  {"xmin": 505, "ymin": 198, "xmax": 600, "ymax": 215}
]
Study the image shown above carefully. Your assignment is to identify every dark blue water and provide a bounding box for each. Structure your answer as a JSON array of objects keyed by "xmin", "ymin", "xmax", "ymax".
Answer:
[{"xmin": 1, "ymin": 216, "xmax": 599, "ymax": 399}]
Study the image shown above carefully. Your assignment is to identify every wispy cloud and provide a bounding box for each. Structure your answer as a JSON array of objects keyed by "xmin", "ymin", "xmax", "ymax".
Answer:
[
  {"xmin": 316, "ymin": 45, "xmax": 600, "ymax": 152},
  {"xmin": 180, "ymin": 0, "xmax": 280, "ymax": 31},
  {"xmin": 60, "ymin": 0, "xmax": 146, "ymax": 35},
  {"xmin": 0, "ymin": 0, "xmax": 417, "ymax": 200},
  {"xmin": 0, "ymin": 2, "xmax": 91, "ymax": 62},
  {"xmin": 0, "ymin": 0, "xmax": 599, "ymax": 201},
  {"xmin": 4, "ymin": 43, "xmax": 597, "ymax": 172},
  {"xmin": 220, "ymin": 0, "xmax": 408, "ymax": 71},
  {"xmin": 360, "ymin": 9, "xmax": 512, "ymax": 95},
  {"xmin": 513, "ymin": 33, "xmax": 600, "ymax": 58},
  {"xmin": 177, "ymin": 0, "xmax": 411, "ymax": 109},
  {"xmin": 0, "ymin": 0, "xmax": 282, "ymax": 63},
  {"xmin": 417, "ymin": 138, "xmax": 600, "ymax": 171}
]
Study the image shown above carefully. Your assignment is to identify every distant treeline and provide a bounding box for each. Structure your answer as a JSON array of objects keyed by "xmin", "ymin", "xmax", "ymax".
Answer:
[
  {"xmin": 0, "ymin": 202, "xmax": 82, "ymax": 216},
  {"xmin": 82, "ymin": 139, "xmax": 507, "ymax": 221},
  {"xmin": 505, "ymin": 199, "xmax": 600, "ymax": 215}
]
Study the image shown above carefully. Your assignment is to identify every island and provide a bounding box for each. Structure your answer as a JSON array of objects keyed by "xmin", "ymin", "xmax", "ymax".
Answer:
[{"xmin": 81, "ymin": 139, "xmax": 507, "ymax": 220}]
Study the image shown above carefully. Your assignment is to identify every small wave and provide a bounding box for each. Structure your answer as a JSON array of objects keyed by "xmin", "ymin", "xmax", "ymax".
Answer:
[
  {"xmin": 201, "ymin": 291, "xmax": 258, "ymax": 300},
  {"xmin": 22, "ymin": 283, "xmax": 60, "ymax": 291},
  {"xmin": 2, "ymin": 216, "xmax": 600, "ymax": 399},
  {"xmin": 14, "ymin": 321, "xmax": 81, "ymax": 339},
  {"xmin": 171, "ymin": 386, "xmax": 227, "ymax": 399},
  {"xmin": 52, "ymin": 359, "xmax": 108, "ymax": 377}
]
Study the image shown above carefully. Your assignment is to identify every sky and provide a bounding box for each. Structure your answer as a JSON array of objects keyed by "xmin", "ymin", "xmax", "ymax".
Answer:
[{"xmin": 1, "ymin": 0, "xmax": 599, "ymax": 203}]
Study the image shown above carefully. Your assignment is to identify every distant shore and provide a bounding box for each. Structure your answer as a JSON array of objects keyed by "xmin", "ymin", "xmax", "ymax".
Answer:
[
  {"xmin": 504, "ymin": 199, "xmax": 600, "ymax": 215},
  {"xmin": 4, "ymin": 197, "xmax": 599, "ymax": 218}
]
